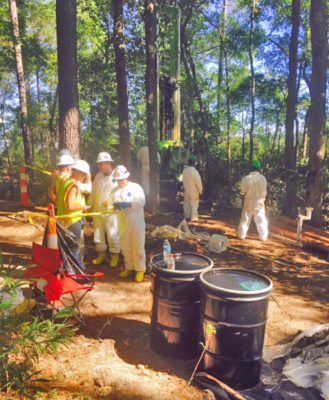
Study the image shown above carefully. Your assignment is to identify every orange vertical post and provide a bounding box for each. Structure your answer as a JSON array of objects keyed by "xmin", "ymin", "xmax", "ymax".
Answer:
[
  {"xmin": 20, "ymin": 163, "xmax": 29, "ymax": 206},
  {"xmin": 47, "ymin": 203, "xmax": 58, "ymax": 249}
]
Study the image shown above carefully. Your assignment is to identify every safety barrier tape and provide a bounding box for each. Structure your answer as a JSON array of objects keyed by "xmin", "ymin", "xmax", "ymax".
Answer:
[
  {"xmin": 0, "ymin": 164, "xmax": 52, "ymax": 177},
  {"xmin": 0, "ymin": 207, "xmax": 116, "ymax": 221},
  {"xmin": 24, "ymin": 164, "xmax": 52, "ymax": 176}
]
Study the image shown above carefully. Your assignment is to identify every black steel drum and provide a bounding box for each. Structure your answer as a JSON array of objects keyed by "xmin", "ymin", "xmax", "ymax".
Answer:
[
  {"xmin": 150, "ymin": 252, "xmax": 213, "ymax": 359},
  {"xmin": 199, "ymin": 268, "xmax": 272, "ymax": 389}
]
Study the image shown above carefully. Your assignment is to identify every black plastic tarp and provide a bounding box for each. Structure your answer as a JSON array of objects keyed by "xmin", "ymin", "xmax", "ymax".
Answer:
[
  {"xmin": 194, "ymin": 365, "xmax": 322, "ymax": 400},
  {"xmin": 43, "ymin": 219, "xmax": 85, "ymax": 276}
]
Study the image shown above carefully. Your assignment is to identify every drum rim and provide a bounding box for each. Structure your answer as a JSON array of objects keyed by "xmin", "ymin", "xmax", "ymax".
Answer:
[{"xmin": 200, "ymin": 267, "xmax": 273, "ymax": 295}]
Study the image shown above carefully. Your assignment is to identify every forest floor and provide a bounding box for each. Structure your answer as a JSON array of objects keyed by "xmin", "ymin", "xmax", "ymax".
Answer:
[{"xmin": 0, "ymin": 199, "xmax": 328, "ymax": 400}]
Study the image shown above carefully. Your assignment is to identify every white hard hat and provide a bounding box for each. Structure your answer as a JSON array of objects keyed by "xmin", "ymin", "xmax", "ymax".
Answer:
[
  {"xmin": 96, "ymin": 152, "xmax": 114, "ymax": 163},
  {"xmin": 72, "ymin": 159, "xmax": 90, "ymax": 175},
  {"xmin": 58, "ymin": 148, "xmax": 72, "ymax": 157},
  {"xmin": 113, "ymin": 165, "xmax": 130, "ymax": 180},
  {"xmin": 56, "ymin": 154, "xmax": 74, "ymax": 166}
]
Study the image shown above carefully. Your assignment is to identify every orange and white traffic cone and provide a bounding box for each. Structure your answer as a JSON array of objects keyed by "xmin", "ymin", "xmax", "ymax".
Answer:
[
  {"xmin": 20, "ymin": 163, "xmax": 29, "ymax": 206},
  {"xmin": 47, "ymin": 203, "xmax": 58, "ymax": 249}
]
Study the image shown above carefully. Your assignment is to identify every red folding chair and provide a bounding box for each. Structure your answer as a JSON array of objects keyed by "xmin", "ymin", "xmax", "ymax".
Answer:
[
  {"xmin": 25, "ymin": 242, "xmax": 63, "ymax": 280},
  {"xmin": 25, "ymin": 242, "xmax": 104, "ymax": 325}
]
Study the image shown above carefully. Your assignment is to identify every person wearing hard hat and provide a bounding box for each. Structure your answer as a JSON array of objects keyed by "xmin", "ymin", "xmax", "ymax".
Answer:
[
  {"xmin": 136, "ymin": 145, "xmax": 161, "ymax": 197},
  {"xmin": 237, "ymin": 160, "xmax": 268, "ymax": 241},
  {"xmin": 57, "ymin": 159, "xmax": 92, "ymax": 269},
  {"xmin": 104, "ymin": 165, "xmax": 146, "ymax": 283},
  {"xmin": 88, "ymin": 152, "xmax": 120, "ymax": 268},
  {"xmin": 181, "ymin": 155, "xmax": 203, "ymax": 222},
  {"xmin": 48, "ymin": 152, "xmax": 74, "ymax": 204},
  {"xmin": 48, "ymin": 148, "xmax": 92, "ymax": 201}
]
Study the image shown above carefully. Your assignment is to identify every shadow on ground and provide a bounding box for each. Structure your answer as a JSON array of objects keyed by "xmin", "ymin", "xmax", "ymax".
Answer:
[{"xmin": 79, "ymin": 315, "xmax": 197, "ymax": 380}]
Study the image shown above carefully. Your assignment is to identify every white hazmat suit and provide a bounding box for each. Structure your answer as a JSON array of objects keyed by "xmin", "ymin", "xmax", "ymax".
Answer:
[
  {"xmin": 182, "ymin": 165, "xmax": 203, "ymax": 221},
  {"xmin": 110, "ymin": 182, "xmax": 146, "ymax": 272},
  {"xmin": 237, "ymin": 171, "xmax": 268, "ymax": 241},
  {"xmin": 88, "ymin": 171, "xmax": 120, "ymax": 254},
  {"xmin": 136, "ymin": 146, "xmax": 160, "ymax": 196}
]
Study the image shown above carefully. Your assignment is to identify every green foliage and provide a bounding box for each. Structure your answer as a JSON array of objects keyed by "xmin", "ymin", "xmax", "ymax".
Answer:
[
  {"xmin": 0, "ymin": 0, "xmax": 327, "ymax": 215},
  {"xmin": 0, "ymin": 258, "xmax": 75, "ymax": 398}
]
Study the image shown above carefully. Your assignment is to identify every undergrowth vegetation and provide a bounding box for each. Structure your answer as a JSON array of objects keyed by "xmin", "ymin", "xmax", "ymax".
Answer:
[{"xmin": 0, "ymin": 256, "xmax": 76, "ymax": 399}]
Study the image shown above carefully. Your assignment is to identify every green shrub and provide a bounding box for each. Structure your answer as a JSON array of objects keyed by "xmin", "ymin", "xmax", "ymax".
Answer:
[{"xmin": 0, "ymin": 255, "xmax": 76, "ymax": 399}]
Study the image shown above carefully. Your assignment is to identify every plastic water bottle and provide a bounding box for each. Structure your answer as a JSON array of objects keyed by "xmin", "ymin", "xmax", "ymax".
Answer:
[
  {"xmin": 163, "ymin": 239, "xmax": 171, "ymax": 263},
  {"xmin": 166, "ymin": 253, "xmax": 175, "ymax": 270}
]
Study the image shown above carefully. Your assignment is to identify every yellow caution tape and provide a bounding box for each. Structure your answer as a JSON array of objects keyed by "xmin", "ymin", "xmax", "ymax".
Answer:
[
  {"xmin": 24, "ymin": 164, "xmax": 52, "ymax": 176},
  {"xmin": 0, "ymin": 207, "xmax": 116, "ymax": 221},
  {"xmin": 27, "ymin": 213, "xmax": 34, "ymax": 225},
  {"xmin": 0, "ymin": 211, "xmax": 48, "ymax": 219},
  {"xmin": 55, "ymin": 207, "xmax": 116, "ymax": 219}
]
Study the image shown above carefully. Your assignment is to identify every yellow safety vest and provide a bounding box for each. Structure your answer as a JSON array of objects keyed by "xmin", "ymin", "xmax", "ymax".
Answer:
[{"xmin": 57, "ymin": 179, "xmax": 85, "ymax": 227}]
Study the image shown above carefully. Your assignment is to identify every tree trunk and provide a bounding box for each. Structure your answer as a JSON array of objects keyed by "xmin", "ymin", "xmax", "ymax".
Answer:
[
  {"xmin": 181, "ymin": 36, "xmax": 211, "ymax": 195},
  {"xmin": 270, "ymin": 108, "xmax": 281, "ymax": 155},
  {"xmin": 248, "ymin": 0, "xmax": 256, "ymax": 163},
  {"xmin": 48, "ymin": 86, "xmax": 59, "ymax": 162},
  {"xmin": 112, "ymin": 0, "xmax": 131, "ymax": 168},
  {"xmin": 295, "ymin": 61, "xmax": 303, "ymax": 161},
  {"xmin": 284, "ymin": 0, "xmax": 300, "ymax": 217},
  {"xmin": 8, "ymin": 0, "xmax": 32, "ymax": 165},
  {"xmin": 307, "ymin": 0, "xmax": 328, "ymax": 226},
  {"xmin": 241, "ymin": 110, "xmax": 246, "ymax": 161},
  {"xmin": 56, "ymin": 0, "xmax": 80, "ymax": 158},
  {"xmin": 144, "ymin": 0, "xmax": 160, "ymax": 210},
  {"xmin": 224, "ymin": 46, "xmax": 231, "ymax": 204},
  {"xmin": 302, "ymin": 107, "xmax": 310, "ymax": 159},
  {"xmin": 216, "ymin": 0, "xmax": 227, "ymax": 140},
  {"xmin": 220, "ymin": 0, "xmax": 231, "ymax": 204}
]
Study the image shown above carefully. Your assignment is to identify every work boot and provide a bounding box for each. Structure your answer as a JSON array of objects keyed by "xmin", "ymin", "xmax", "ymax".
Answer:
[
  {"xmin": 110, "ymin": 253, "xmax": 119, "ymax": 268},
  {"xmin": 92, "ymin": 251, "xmax": 106, "ymax": 265},
  {"xmin": 135, "ymin": 271, "xmax": 145, "ymax": 283},
  {"xmin": 118, "ymin": 269, "xmax": 134, "ymax": 278}
]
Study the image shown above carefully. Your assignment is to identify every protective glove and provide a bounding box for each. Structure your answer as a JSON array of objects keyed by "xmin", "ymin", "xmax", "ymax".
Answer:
[
  {"xmin": 119, "ymin": 202, "xmax": 131, "ymax": 209},
  {"xmin": 113, "ymin": 202, "xmax": 121, "ymax": 211}
]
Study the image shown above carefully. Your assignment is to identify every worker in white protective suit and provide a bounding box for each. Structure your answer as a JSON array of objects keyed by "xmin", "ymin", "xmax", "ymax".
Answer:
[
  {"xmin": 237, "ymin": 160, "xmax": 268, "ymax": 241},
  {"xmin": 182, "ymin": 155, "xmax": 203, "ymax": 222},
  {"xmin": 88, "ymin": 152, "xmax": 120, "ymax": 268},
  {"xmin": 104, "ymin": 165, "xmax": 146, "ymax": 283},
  {"xmin": 136, "ymin": 146, "xmax": 161, "ymax": 196}
]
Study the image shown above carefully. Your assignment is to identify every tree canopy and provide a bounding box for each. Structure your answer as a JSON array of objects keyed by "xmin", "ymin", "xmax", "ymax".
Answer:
[{"xmin": 0, "ymin": 0, "xmax": 328, "ymax": 224}]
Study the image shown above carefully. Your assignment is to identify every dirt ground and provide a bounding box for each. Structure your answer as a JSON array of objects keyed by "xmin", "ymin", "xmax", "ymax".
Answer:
[{"xmin": 0, "ymin": 200, "xmax": 328, "ymax": 400}]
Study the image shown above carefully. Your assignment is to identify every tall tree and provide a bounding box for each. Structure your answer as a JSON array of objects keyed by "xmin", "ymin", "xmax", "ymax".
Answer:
[
  {"xmin": 56, "ymin": 0, "xmax": 80, "ymax": 158},
  {"xmin": 221, "ymin": 1, "xmax": 232, "ymax": 203},
  {"xmin": 8, "ymin": 0, "xmax": 32, "ymax": 165},
  {"xmin": 284, "ymin": 0, "xmax": 300, "ymax": 217},
  {"xmin": 307, "ymin": 0, "xmax": 328, "ymax": 226},
  {"xmin": 112, "ymin": 0, "xmax": 131, "ymax": 168},
  {"xmin": 216, "ymin": 0, "xmax": 227, "ymax": 137},
  {"xmin": 144, "ymin": 0, "xmax": 159, "ymax": 210},
  {"xmin": 248, "ymin": 0, "xmax": 256, "ymax": 163}
]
